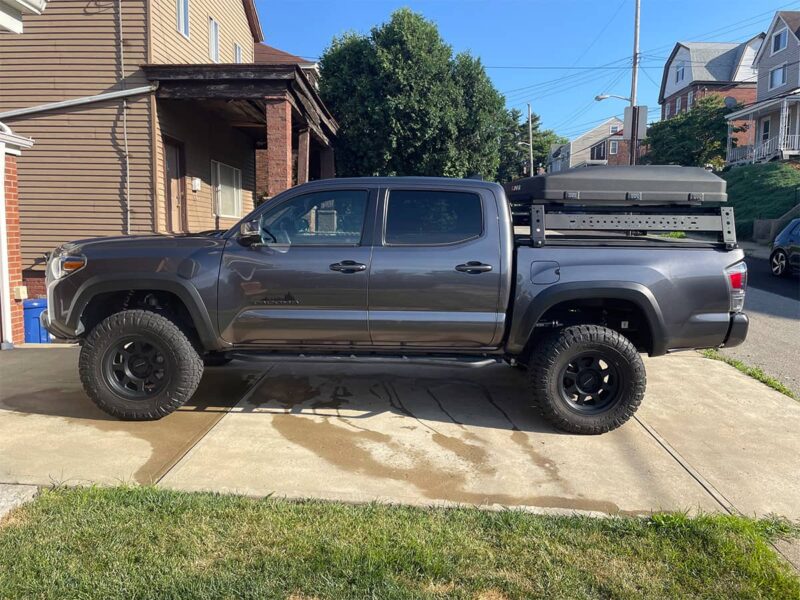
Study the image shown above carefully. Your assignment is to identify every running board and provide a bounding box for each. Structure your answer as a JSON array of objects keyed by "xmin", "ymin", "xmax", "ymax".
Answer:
[{"xmin": 227, "ymin": 352, "xmax": 502, "ymax": 369}]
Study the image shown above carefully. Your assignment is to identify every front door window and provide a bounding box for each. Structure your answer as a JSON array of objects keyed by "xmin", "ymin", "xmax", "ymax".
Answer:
[{"xmin": 761, "ymin": 118, "xmax": 771, "ymax": 143}]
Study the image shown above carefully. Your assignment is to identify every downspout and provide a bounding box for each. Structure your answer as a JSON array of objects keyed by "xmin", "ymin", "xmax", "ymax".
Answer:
[{"xmin": 117, "ymin": 0, "xmax": 131, "ymax": 235}]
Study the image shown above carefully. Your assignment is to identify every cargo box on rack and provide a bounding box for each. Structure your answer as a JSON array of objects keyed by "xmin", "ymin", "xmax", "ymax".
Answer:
[{"xmin": 504, "ymin": 165, "xmax": 727, "ymax": 206}]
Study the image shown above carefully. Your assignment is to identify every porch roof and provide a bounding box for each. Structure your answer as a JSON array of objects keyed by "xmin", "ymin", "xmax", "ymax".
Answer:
[
  {"xmin": 726, "ymin": 94, "xmax": 800, "ymax": 121},
  {"xmin": 141, "ymin": 63, "xmax": 338, "ymax": 146}
]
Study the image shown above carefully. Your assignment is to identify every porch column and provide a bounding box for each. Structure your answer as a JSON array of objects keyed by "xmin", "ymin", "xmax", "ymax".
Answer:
[
  {"xmin": 264, "ymin": 94, "xmax": 293, "ymax": 197},
  {"xmin": 297, "ymin": 128, "xmax": 310, "ymax": 185},
  {"xmin": 726, "ymin": 122, "xmax": 732, "ymax": 162},
  {"xmin": 320, "ymin": 147, "xmax": 335, "ymax": 179},
  {"xmin": 780, "ymin": 99, "xmax": 789, "ymax": 152}
]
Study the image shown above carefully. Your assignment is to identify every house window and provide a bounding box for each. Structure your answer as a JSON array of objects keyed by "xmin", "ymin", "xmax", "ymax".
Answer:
[
  {"xmin": 675, "ymin": 61, "xmax": 685, "ymax": 83},
  {"xmin": 769, "ymin": 64, "xmax": 787, "ymax": 90},
  {"xmin": 590, "ymin": 142, "xmax": 607, "ymax": 161},
  {"xmin": 676, "ymin": 96, "xmax": 682, "ymax": 112},
  {"xmin": 610, "ymin": 124, "xmax": 620, "ymax": 134},
  {"xmin": 234, "ymin": 43, "xmax": 243, "ymax": 63},
  {"xmin": 176, "ymin": 0, "xmax": 189, "ymax": 38},
  {"xmin": 609, "ymin": 140, "xmax": 619, "ymax": 155},
  {"xmin": 772, "ymin": 28, "xmax": 788, "ymax": 54},
  {"xmin": 665, "ymin": 102, "xmax": 671, "ymax": 118},
  {"xmin": 687, "ymin": 90, "xmax": 694, "ymax": 108},
  {"xmin": 208, "ymin": 17, "xmax": 220, "ymax": 63},
  {"xmin": 760, "ymin": 118, "xmax": 771, "ymax": 143},
  {"xmin": 212, "ymin": 161, "xmax": 242, "ymax": 218}
]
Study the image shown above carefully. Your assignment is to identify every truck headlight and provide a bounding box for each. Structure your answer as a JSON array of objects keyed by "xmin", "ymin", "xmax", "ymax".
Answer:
[{"xmin": 49, "ymin": 251, "xmax": 86, "ymax": 280}]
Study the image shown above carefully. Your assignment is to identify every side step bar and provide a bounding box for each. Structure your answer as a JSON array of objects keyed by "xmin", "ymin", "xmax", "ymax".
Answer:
[{"xmin": 227, "ymin": 352, "xmax": 502, "ymax": 369}]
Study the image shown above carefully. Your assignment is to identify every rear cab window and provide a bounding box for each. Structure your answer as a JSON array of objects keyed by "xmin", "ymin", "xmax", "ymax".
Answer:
[{"xmin": 383, "ymin": 189, "xmax": 483, "ymax": 245}]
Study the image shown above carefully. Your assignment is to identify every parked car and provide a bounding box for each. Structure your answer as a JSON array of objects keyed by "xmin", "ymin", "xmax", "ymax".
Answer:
[
  {"xmin": 770, "ymin": 218, "xmax": 800, "ymax": 277},
  {"xmin": 41, "ymin": 167, "xmax": 748, "ymax": 434}
]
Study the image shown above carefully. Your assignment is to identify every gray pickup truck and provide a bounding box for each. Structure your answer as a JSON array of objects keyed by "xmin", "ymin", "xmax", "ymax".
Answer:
[{"xmin": 42, "ymin": 166, "xmax": 748, "ymax": 434}]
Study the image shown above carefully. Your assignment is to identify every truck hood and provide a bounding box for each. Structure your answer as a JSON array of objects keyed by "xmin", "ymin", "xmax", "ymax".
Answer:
[{"xmin": 59, "ymin": 232, "xmax": 226, "ymax": 254}]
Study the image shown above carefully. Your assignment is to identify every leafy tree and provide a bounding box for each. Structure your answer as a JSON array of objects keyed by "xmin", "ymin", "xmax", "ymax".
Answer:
[
  {"xmin": 643, "ymin": 95, "xmax": 741, "ymax": 168},
  {"xmin": 320, "ymin": 9, "xmax": 558, "ymax": 182}
]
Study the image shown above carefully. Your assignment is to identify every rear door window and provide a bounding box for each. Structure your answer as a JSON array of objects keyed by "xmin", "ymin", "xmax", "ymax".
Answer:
[{"xmin": 384, "ymin": 190, "xmax": 482, "ymax": 245}]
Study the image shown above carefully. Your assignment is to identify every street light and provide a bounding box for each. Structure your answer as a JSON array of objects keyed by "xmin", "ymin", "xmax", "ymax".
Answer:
[{"xmin": 594, "ymin": 94, "xmax": 632, "ymax": 102}]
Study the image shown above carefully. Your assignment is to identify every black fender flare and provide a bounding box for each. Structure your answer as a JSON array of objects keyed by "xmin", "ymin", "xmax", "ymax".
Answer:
[
  {"xmin": 508, "ymin": 281, "xmax": 668, "ymax": 356},
  {"xmin": 66, "ymin": 274, "xmax": 224, "ymax": 351}
]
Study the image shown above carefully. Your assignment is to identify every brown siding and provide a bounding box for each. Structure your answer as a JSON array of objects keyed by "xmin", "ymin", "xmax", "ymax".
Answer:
[
  {"xmin": 0, "ymin": 0, "xmax": 153, "ymax": 270},
  {"xmin": 155, "ymin": 101, "xmax": 255, "ymax": 232},
  {"xmin": 150, "ymin": 0, "xmax": 255, "ymax": 65}
]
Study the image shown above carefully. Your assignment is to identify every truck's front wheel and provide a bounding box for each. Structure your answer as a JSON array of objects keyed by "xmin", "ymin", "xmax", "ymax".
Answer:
[
  {"xmin": 79, "ymin": 310, "xmax": 203, "ymax": 420},
  {"xmin": 527, "ymin": 325, "xmax": 645, "ymax": 434}
]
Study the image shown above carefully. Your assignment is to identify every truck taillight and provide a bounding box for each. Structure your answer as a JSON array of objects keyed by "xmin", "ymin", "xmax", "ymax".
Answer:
[{"xmin": 725, "ymin": 262, "xmax": 747, "ymax": 313}]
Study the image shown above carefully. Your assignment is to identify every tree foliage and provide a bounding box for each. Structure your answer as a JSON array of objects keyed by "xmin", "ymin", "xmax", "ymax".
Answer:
[
  {"xmin": 319, "ymin": 9, "xmax": 561, "ymax": 182},
  {"xmin": 643, "ymin": 95, "xmax": 740, "ymax": 168}
]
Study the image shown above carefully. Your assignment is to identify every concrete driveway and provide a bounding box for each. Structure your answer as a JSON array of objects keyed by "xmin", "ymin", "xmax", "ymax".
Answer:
[{"xmin": 1, "ymin": 347, "xmax": 798, "ymax": 520}]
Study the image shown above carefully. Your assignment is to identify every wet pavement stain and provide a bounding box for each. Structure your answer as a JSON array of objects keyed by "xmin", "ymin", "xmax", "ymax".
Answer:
[
  {"xmin": 0, "ymin": 366, "xmax": 263, "ymax": 484},
  {"xmin": 258, "ymin": 371, "xmax": 633, "ymax": 514}
]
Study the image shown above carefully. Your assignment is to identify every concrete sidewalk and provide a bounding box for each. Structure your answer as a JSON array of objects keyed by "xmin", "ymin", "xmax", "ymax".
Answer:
[{"xmin": 1, "ymin": 348, "xmax": 798, "ymax": 521}]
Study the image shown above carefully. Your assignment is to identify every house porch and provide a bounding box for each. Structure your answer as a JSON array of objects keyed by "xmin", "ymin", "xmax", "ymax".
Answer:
[
  {"xmin": 726, "ymin": 95, "xmax": 800, "ymax": 165},
  {"xmin": 142, "ymin": 64, "xmax": 338, "ymax": 234}
]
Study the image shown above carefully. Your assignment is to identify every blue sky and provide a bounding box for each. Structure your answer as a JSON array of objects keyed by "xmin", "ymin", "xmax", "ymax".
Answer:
[{"xmin": 256, "ymin": 0, "xmax": 795, "ymax": 140}]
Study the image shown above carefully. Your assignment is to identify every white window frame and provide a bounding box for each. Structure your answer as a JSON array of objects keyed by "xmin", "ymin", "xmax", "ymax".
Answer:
[
  {"xmin": 676, "ymin": 96, "xmax": 682, "ymax": 112},
  {"xmin": 665, "ymin": 102, "xmax": 671, "ymax": 118},
  {"xmin": 687, "ymin": 90, "xmax": 694, "ymax": 108},
  {"xmin": 610, "ymin": 124, "xmax": 620, "ymax": 134},
  {"xmin": 234, "ymin": 43, "xmax": 243, "ymax": 64},
  {"xmin": 769, "ymin": 63, "xmax": 787, "ymax": 90},
  {"xmin": 675, "ymin": 61, "xmax": 685, "ymax": 83},
  {"xmin": 176, "ymin": 0, "xmax": 190, "ymax": 38},
  {"xmin": 761, "ymin": 117, "xmax": 771, "ymax": 143},
  {"xmin": 771, "ymin": 26, "xmax": 788, "ymax": 56},
  {"xmin": 208, "ymin": 17, "xmax": 220, "ymax": 63},
  {"xmin": 609, "ymin": 140, "xmax": 619, "ymax": 155},
  {"xmin": 211, "ymin": 160, "xmax": 243, "ymax": 219}
]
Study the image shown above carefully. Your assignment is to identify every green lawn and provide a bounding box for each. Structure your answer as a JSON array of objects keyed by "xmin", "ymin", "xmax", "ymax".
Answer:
[
  {"xmin": 722, "ymin": 162, "xmax": 800, "ymax": 238},
  {"xmin": 0, "ymin": 487, "xmax": 797, "ymax": 599}
]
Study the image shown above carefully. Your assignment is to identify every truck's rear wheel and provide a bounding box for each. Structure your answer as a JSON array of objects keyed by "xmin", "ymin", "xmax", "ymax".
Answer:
[
  {"xmin": 527, "ymin": 325, "xmax": 645, "ymax": 434},
  {"xmin": 79, "ymin": 310, "xmax": 203, "ymax": 420}
]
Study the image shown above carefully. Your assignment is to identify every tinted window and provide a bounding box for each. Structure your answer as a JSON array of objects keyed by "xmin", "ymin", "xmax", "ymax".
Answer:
[
  {"xmin": 260, "ymin": 190, "xmax": 368, "ymax": 246},
  {"xmin": 384, "ymin": 190, "xmax": 482, "ymax": 245}
]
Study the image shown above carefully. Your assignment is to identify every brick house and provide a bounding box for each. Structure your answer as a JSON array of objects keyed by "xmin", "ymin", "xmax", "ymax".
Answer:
[
  {"xmin": 0, "ymin": 1, "xmax": 337, "ymax": 305},
  {"xmin": 658, "ymin": 34, "xmax": 764, "ymax": 149},
  {"xmin": 726, "ymin": 11, "xmax": 800, "ymax": 165},
  {"xmin": 0, "ymin": 0, "xmax": 44, "ymax": 347}
]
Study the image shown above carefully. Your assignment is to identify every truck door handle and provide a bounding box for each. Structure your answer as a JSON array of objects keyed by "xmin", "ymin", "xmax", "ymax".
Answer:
[
  {"xmin": 455, "ymin": 261, "xmax": 493, "ymax": 274},
  {"xmin": 329, "ymin": 260, "xmax": 367, "ymax": 273}
]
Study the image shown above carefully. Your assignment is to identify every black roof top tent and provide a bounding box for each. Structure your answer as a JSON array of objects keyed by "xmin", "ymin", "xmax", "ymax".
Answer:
[
  {"xmin": 504, "ymin": 165, "xmax": 727, "ymax": 205},
  {"xmin": 503, "ymin": 166, "xmax": 735, "ymax": 249}
]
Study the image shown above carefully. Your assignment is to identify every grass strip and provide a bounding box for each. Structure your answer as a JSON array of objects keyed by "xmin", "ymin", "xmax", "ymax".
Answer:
[
  {"xmin": 701, "ymin": 349, "xmax": 797, "ymax": 400},
  {"xmin": 0, "ymin": 486, "xmax": 798, "ymax": 599}
]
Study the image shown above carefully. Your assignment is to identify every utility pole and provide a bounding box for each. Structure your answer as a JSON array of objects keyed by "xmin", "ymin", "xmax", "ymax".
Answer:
[
  {"xmin": 527, "ymin": 102, "xmax": 534, "ymax": 176},
  {"xmin": 629, "ymin": 0, "xmax": 641, "ymax": 165}
]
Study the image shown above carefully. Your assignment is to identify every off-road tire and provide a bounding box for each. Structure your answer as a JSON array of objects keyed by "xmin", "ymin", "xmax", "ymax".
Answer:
[
  {"xmin": 79, "ymin": 309, "xmax": 203, "ymax": 420},
  {"xmin": 527, "ymin": 325, "xmax": 646, "ymax": 434}
]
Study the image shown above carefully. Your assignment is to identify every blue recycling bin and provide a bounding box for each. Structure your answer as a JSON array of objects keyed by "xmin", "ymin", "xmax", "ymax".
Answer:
[{"xmin": 23, "ymin": 298, "xmax": 50, "ymax": 344}]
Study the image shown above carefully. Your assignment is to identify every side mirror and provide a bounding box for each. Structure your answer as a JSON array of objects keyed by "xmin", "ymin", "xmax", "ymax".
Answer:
[{"xmin": 238, "ymin": 219, "xmax": 262, "ymax": 246}]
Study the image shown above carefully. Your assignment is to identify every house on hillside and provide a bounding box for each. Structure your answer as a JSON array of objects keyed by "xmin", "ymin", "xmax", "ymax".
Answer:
[
  {"xmin": 0, "ymin": 0, "xmax": 337, "ymax": 298},
  {"xmin": 547, "ymin": 117, "xmax": 624, "ymax": 172},
  {"xmin": 726, "ymin": 11, "xmax": 800, "ymax": 165},
  {"xmin": 658, "ymin": 35, "xmax": 763, "ymax": 123}
]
